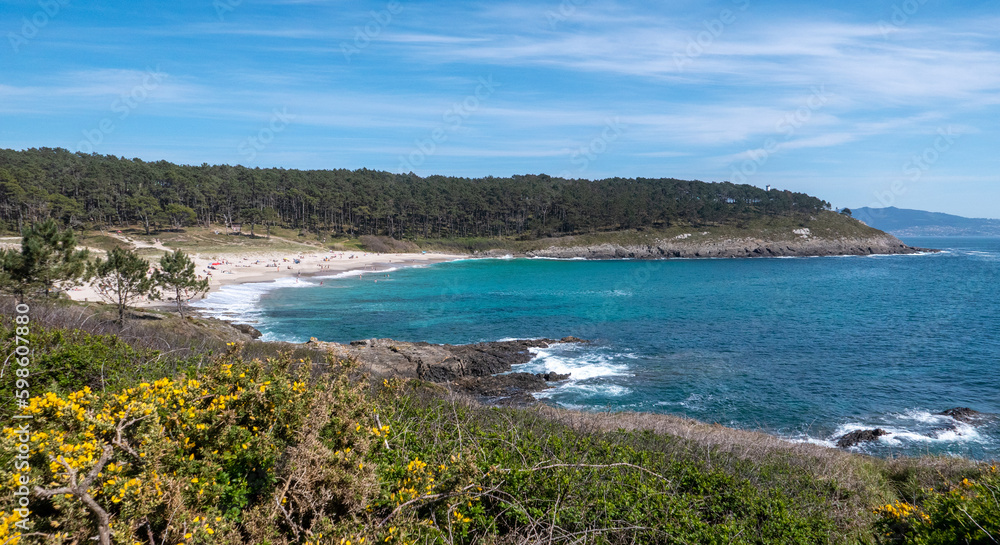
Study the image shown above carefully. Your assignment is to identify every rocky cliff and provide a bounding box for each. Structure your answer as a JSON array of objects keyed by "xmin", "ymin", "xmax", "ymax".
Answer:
[
  {"xmin": 483, "ymin": 232, "xmax": 926, "ymax": 259},
  {"xmin": 305, "ymin": 336, "xmax": 584, "ymax": 403}
]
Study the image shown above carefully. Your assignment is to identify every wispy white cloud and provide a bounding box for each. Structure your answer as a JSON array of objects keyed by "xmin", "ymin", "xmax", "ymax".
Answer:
[{"xmin": 3, "ymin": 1, "xmax": 998, "ymax": 217}]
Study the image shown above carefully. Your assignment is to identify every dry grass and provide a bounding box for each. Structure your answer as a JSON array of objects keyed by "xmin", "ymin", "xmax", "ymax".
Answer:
[
  {"xmin": 359, "ymin": 235, "xmax": 420, "ymax": 253},
  {"xmin": 529, "ymin": 405, "xmax": 983, "ymax": 537}
]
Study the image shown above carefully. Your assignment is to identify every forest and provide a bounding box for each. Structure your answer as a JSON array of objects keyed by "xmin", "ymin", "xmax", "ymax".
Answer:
[{"xmin": 0, "ymin": 148, "xmax": 830, "ymax": 238}]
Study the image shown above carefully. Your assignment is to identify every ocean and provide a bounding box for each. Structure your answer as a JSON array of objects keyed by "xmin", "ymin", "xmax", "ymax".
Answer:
[{"xmin": 193, "ymin": 237, "xmax": 1000, "ymax": 459}]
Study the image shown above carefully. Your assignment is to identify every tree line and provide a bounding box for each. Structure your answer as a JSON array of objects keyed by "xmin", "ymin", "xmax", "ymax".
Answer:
[{"xmin": 0, "ymin": 147, "xmax": 830, "ymax": 238}]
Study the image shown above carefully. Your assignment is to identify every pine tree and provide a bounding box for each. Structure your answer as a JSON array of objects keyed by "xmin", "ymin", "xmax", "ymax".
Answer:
[
  {"xmin": 89, "ymin": 247, "xmax": 158, "ymax": 323},
  {"xmin": 155, "ymin": 249, "xmax": 209, "ymax": 317},
  {"xmin": 0, "ymin": 219, "xmax": 90, "ymax": 301}
]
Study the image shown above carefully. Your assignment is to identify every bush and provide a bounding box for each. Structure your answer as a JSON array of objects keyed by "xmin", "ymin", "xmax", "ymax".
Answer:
[
  {"xmin": 0, "ymin": 320, "xmax": 169, "ymax": 418},
  {"xmin": 874, "ymin": 466, "xmax": 1000, "ymax": 544},
  {"xmin": 358, "ymin": 236, "xmax": 419, "ymax": 254},
  {"xmin": 1, "ymin": 346, "xmax": 321, "ymax": 544}
]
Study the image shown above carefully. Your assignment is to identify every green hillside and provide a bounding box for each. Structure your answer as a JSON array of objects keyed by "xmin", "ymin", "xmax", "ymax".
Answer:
[{"xmin": 0, "ymin": 148, "xmax": 829, "ymax": 241}]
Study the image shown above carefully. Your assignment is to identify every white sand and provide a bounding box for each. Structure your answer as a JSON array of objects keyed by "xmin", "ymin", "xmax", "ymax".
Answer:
[{"xmin": 65, "ymin": 248, "xmax": 466, "ymax": 308}]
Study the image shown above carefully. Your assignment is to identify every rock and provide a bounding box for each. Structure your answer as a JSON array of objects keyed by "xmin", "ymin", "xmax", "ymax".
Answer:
[
  {"xmin": 454, "ymin": 373, "xmax": 550, "ymax": 397},
  {"xmin": 477, "ymin": 233, "xmax": 933, "ymax": 260},
  {"xmin": 233, "ymin": 323, "xmax": 262, "ymax": 339},
  {"xmin": 414, "ymin": 351, "xmax": 466, "ymax": 382},
  {"xmin": 836, "ymin": 428, "xmax": 887, "ymax": 448},
  {"xmin": 939, "ymin": 407, "xmax": 986, "ymax": 424},
  {"xmin": 310, "ymin": 336, "xmax": 587, "ymax": 399}
]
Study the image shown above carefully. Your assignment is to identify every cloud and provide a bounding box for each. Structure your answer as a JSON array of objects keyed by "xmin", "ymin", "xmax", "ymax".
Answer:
[{"xmin": 377, "ymin": 10, "xmax": 1000, "ymax": 107}]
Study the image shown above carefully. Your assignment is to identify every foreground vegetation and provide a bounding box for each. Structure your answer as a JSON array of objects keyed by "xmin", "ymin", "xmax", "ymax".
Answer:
[{"xmin": 1, "ymin": 302, "xmax": 997, "ymax": 544}]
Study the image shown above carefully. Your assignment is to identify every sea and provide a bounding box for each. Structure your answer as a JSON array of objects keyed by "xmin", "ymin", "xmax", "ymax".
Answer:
[{"xmin": 193, "ymin": 237, "xmax": 1000, "ymax": 460}]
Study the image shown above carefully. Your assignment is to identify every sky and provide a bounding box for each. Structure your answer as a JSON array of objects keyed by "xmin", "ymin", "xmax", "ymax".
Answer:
[{"xmin": 1, "ymin": 0, "xmax": 999, "ymax": 218}]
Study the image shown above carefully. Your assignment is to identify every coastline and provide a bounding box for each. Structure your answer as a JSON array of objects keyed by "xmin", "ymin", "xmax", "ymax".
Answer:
[
  {"xmin": 61, "ymin": 233, "xmax": 931, "ymax": 310},
  {"xmin": 65, "ymin": 248, "xmax": 468, "ymax": 307},
  {"xmin": 478, "ymin": 232, "xmax": 933, "ymax": 259}
]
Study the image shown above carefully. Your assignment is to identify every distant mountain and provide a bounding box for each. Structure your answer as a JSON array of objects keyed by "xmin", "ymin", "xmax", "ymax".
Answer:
[{"xmin": 852, "ymin": 207, "xmax": 1000, "ymax": 236}]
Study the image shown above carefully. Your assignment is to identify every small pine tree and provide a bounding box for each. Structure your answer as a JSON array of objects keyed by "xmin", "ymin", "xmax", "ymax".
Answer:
[
  {"xmin": 155, "ymin": 250, "xmax": 209, "ymax": 317},
  {"xmin": 89, "ymin": 247, "xmax": 159, "ymax": 323},
  {"xmin": 0, "ymin": 219, "xmax": 90, "ymax": 301}
]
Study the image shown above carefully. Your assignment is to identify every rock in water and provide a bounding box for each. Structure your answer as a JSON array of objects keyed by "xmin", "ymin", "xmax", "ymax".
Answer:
[
  {"xmin": 454, "ymin": 373, "xmax": 550, "ymax": 397},
  {"xmin": 233, "ymin": 323, "xmax": 262, "ymax": 339},
  {"xmin": 836, "ymin": 428, "xmax": 887, "ymax": 448},
  {"xmin": 938, "ymin": 407, "xmax": 983, "ymax": 424}
]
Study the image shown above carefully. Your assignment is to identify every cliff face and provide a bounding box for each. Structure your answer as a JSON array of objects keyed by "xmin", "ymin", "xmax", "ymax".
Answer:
[{"xmin": 481, "ymin": 231, "xmax": 927, "ymax": 260}]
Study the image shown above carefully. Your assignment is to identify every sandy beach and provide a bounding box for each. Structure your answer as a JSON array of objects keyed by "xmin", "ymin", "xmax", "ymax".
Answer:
[{"xmin": 65, "ymin": 245, "xmax": 466, "ymax": 308}]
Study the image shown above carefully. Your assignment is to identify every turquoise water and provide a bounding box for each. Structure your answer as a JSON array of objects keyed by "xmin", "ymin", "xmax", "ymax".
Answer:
[{"xmin": 195, "ymin": 237, "xmax": 1000, "ymax": 459}]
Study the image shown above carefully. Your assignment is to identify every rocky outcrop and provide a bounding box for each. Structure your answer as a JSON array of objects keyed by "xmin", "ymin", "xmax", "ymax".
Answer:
[
  {"xmin": 836, "ymin": 428, "xmax": 887, "ymax": 448},
  {"xmin": 938, "ymin": 407, "xmax": 991, "ymax": 425},
  {"xmin": 482, "ymin": 233, "xmax": 929, "ymax": 260},
  {"xmin": 305, "ymin": 336, "xmax": 583, "ymax": 402},
  {"xmin": 232, "ymin": 323, "xmax": 263, "ymax": 339}
]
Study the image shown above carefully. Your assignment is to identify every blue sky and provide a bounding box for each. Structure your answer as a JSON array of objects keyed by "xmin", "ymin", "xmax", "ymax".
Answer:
[{"xmin": 2, "ymin": 0, "xmax": 998, "ymax": 218}]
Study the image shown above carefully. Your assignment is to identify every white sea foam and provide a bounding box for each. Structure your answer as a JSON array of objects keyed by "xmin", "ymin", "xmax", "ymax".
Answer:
[
  {"xmin": 785, "ymin": 435, "xmax": 837, "ymax": 448},
  {"xmin": 866, "ymin": 251, "xmax": 939, "ymax": 258},
  {"xmin": 325, "ymin": 266, "xmax": 401, "ymax": 279},
  {"xmin": 191, "ymin": 266, "xmax": 401, "ymax": 327},
  {"xmin": 191, "ymin": 276, "xmax": 310, "ymax": 321},
  {"xmin": 518, "ymin": 344, "xmax": 632, "ymax": 400},
  {"xmin": 522, "ymin": 346, "xmax": 630, "ymax": 381},
  {"xmin": 812, "ymin": 409, "xmax": 993, "ymax": 450},
  {"xmin": 535, "ymin": 383, "xmax": 631, "ymax": 399}
]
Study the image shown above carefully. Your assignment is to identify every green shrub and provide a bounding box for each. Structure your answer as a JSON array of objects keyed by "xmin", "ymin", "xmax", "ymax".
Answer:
[
  {"xmin": 0, "ymin": 320, "xmax": 174, "ymax": 418},
  {"xmin": 874, "ymin": 466, "xmax": 1000, "ymax": 544}
]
